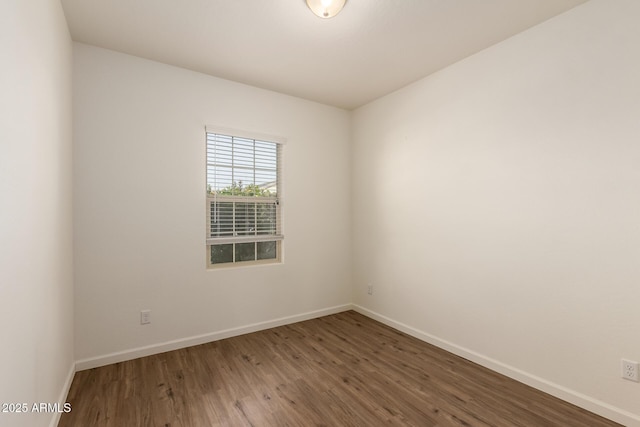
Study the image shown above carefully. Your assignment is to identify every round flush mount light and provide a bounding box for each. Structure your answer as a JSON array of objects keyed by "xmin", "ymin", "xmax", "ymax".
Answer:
[{"xmin": 306, "ymin": 0, "xmax": 347, "ymax": 19}]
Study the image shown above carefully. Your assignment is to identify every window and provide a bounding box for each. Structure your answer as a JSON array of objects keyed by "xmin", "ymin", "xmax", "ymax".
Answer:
[{"xmin": 206, "ymin": 128, "xmax": 283, "ymax": 267}]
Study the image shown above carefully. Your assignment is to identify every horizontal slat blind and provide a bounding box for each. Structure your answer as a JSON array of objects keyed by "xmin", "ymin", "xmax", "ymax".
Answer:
[
  {"xmin": 207, "ymin": 133, "xmax": 279, "ymax": 196},
  {"xmin": 206, "ymin": 132, "xmax": 282, "ymax": 247},
  {"xmin": 206, "ymin": 197, "xmax": 283, "ymax": 245}
]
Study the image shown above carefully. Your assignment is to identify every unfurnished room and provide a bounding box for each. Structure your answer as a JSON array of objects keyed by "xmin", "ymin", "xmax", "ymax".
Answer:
[{"xmin": 1, "ymin": 0, "xmax": 639, "ymax": 426}]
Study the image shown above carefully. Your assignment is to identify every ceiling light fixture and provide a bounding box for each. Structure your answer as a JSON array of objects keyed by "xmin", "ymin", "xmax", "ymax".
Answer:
[{"xmin": 306, "ymin": 0, "xmax": 346, "ymax": 19}]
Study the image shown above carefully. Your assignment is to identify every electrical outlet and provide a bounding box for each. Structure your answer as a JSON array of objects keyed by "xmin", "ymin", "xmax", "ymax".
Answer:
[
  {"xmin": 367, "ymin": 284, "xmax": 373, "ymax": 295},
  {"xmin": 622, "ymin": 359, "xmax": 639, "ymax": 382},
  {"xmin": 140, "ymin": 310, "xmax": 151, "ymax": 325}
]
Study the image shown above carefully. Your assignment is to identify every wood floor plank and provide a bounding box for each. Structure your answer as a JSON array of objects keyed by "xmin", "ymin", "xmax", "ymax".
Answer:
[{"xmin": 58, "ymin": 311, "xmax": 621, "ymax": 427}]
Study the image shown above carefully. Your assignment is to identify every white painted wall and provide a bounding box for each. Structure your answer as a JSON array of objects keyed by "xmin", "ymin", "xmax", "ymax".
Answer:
[
  {"xmin": 352, "ymin": 0, "xmax": 640, "ymax": 424},
  {"xmin": 72, "ymin": 43, "xmax": 352, "ymax": 364},
  {"xmin": 0, "ymin": 1, "xmax": 74, "ymax": 427}
]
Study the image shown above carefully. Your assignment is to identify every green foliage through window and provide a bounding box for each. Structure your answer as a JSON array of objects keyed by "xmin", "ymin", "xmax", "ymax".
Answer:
[{"xmin": 207, "ymin": 181, "xmax": 274, "ymax": 198}]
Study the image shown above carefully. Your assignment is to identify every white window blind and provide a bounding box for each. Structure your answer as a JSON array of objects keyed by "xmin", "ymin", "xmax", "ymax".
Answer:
[{"xmin": 206, "ymin": 130, "xmax": 283, "ymax": 265}]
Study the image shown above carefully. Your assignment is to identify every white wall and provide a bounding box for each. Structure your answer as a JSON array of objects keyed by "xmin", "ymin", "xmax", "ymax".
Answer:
[
  {"xmin": 0, "ymin": 1, "xmax": 74, "ymax": 427},
  {"xmin": 72, "ymin": 43, "xmax": 352, "ymax": 365},
  {"xmin": 352, "ymin": 0, "xmax": 640, "ymax": 424}
]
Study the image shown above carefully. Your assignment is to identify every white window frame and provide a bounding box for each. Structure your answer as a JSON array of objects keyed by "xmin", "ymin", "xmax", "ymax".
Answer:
[{"xmin": 205, "ymin": 126, "xmax": 284, "ymax": 268}]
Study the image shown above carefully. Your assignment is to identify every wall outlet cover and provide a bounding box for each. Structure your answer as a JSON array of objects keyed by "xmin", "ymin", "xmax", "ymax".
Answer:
[
  {"xmin": 140, "ymin": 310, "xmax": 151, "ymax": 325},
  {"xmin": 622, "ymin": 359, "xmax": 639, "ymax": 382}
]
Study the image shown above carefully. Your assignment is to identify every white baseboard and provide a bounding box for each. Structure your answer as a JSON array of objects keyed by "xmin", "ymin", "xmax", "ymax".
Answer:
[
  {"xmin": 75, "ymin": 304, "xmax": 353, "ymax": 371},
  {"xmin": 49, "ymin": 361, "xmax": 75, "ymax": 427},
  {"xmin": 352, "ymin": 304, "xmax": 640, "ymax": 427}
]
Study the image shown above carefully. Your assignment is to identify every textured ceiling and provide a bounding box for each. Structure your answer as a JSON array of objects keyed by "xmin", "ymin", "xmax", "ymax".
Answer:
[{"xmin": 61, "ymin": 0, "xmax": 587, "ymax": 110}]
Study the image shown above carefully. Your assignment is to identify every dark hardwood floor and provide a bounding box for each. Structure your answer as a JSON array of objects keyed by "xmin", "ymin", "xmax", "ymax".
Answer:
[{"xmin": 58, "ymin": 311, "xmax": 621, "ymax": 426}]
